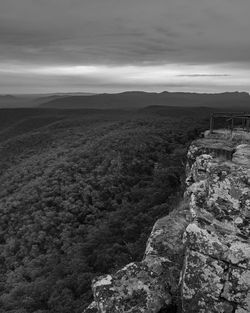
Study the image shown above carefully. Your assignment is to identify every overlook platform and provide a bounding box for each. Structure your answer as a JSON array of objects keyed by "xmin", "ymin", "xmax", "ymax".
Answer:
[
  {"xmin": 205, "ymin": 128, "xmax": 250, "ymax": 142},
  {"xmin": 209, "ymin": 112, "xmax": 250, "ymax": 134},
  {"xmin": 194, "ymin": 128, "xmax": 250, "ymax": 166}
]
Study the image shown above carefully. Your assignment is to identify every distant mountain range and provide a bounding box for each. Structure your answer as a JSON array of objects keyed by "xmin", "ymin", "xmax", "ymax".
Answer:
[
  {"xmin": 0, "ymin": 91, "xmax": 249, "ymax": 110},
  {"xmin": 39, "ymin": 91, "xmax": 250, "ymax": 110}
]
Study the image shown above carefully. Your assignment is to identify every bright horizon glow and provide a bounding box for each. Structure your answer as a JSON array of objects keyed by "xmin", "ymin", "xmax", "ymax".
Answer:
[{"xmin": 0, "ymin": 62, "xmax": 250, "ymax": 94}]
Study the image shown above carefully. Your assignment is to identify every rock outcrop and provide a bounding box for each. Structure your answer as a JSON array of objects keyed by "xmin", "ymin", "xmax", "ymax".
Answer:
[{"xmin": 84, "ymin": 129, "xmax": 250, "ymax": 313}]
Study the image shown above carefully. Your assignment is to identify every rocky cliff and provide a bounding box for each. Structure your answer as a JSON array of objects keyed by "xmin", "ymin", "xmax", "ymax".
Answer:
[{"xmin": 84, "ymin": 129, "xmax": 250, "ymax": 313}]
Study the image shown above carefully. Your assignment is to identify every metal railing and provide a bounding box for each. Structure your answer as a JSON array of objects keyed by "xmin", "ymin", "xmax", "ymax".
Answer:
[{"xmin": 210, "ymin": 112, "xmax": 250, "ymax": 134}]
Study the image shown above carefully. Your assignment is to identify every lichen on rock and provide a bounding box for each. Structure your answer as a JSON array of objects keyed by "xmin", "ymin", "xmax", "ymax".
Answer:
[
  {"xmin": 181, "ymin": 130, "xmax": 250, "ymax": 313},
  {"xmin": 91, "ymin": 259, "xmax": 171, "ymax": 313}
]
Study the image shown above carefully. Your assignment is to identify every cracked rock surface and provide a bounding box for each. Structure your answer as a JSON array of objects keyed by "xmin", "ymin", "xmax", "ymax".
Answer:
[{"xmin": 182, "ymin": 133, "xmax": 250, "ymax": 313}]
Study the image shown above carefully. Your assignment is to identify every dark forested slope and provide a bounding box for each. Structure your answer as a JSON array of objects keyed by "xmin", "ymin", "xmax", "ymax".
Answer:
[{"xmin": 0, "ymin": 109, "xmax": 208, "ymax": 313}]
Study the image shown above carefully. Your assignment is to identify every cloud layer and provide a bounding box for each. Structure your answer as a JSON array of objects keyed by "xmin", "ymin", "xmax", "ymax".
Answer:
[{"xmin": 0, "ymin": 0, "xmax": 250, "ymax": 93}]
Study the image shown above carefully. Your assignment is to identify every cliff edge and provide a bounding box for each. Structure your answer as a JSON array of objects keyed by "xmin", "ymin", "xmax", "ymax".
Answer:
[{"xmin": 85, "ymin": 129, "xmax": 250, "ymax": 313}]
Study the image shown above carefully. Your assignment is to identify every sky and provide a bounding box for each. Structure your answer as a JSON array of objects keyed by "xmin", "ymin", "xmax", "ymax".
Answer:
[{"xmin": 0, "ymin": 0, "xmax": 250, "ymax": 94}]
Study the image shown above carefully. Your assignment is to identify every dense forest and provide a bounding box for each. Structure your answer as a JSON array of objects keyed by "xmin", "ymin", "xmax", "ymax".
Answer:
[{"xmin": 0, "ymin": 108, "xmax": 209, "ymax": 312}]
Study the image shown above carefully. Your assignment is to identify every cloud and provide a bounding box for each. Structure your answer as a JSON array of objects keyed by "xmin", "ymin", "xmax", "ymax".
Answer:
[
  {"xmin": 0, "ymin": 62, "xmax": 249, "ymax": 94},
  {"xmin": 177, "ymin": 74, "xmax": 231, "ymax": 77},
  {"xmin": 0, "ymin": 0, "xmax": 250, "ymax": 92}
]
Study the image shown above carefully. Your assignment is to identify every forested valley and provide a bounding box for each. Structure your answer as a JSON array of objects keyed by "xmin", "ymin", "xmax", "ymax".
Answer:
[{"xmin": 0, "ymin": 108, "xmax": 208, "ymax": 312}]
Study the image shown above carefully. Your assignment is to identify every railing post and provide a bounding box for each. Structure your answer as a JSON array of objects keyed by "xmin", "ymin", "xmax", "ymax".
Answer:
[
  {"xmin": 242, "ymin": 117, "xmax": 245, "ymax": 129},
  {"xmin": 210, "ymin": 113, "xmax": 214, "ymax": 134}
]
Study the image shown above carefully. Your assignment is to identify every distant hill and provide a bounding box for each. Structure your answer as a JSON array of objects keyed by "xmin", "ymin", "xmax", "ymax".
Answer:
[
  {"xmin": 0, "ymin": 92, "xmax": 95, "ymax": 108},
  {"xmin": 39, "ymin": 91, "xmax": 250, "ymax": 110},
  {"xmin": 0, "ymin": 95, "xmax": 27, "ymax": 108}
]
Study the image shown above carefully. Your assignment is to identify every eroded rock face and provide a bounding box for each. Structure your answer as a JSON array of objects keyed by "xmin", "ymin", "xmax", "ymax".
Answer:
[
  {"xmin": 182, "ymin": 137, "xmax": 250, "ymax": 313},
  {"xmin": 182, "ymin": 250, "xmax": 234, "ymax": 313},
  {"xmin": 144, "ymin": 204, "xmax": 191, "ymax": 295},
  {"xmin": 232, "ymin": 144, "xmax": 250, "ymax": 167},
  {"xmin": 85, "ymin": 130, "xmax": 250, "ymax": 313}
]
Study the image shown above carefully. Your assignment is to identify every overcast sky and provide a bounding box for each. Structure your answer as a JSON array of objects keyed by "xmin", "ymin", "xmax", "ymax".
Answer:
[{"xmin": 0, "ymin": 0, "xmax": 250, "ymax": 93}]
